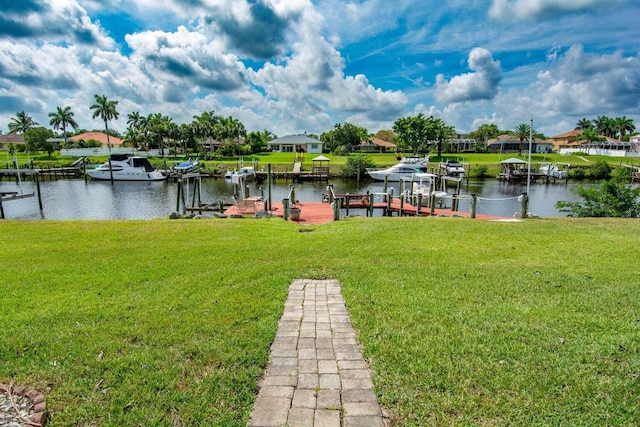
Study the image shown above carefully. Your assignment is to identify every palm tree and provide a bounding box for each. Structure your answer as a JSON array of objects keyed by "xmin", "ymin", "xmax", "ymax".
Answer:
[
  {"xmin": 613, "ymin": 116, "xmax": 635, "ymax": 140},
  {"xmin": 8, "ymin": 111, "xmax": 39, "ymax": 134},
  {"xmin": 575, "ymin": 118, "xmax": 593, "ymax": 130},
  {"xmin": 90, "ymin": 94, "xmax": 119, "ymax": 183},
  {"xmin": 219, "ymin": 116, "xmax": 246, "ymax": 144},
  {"xmin": 576, "ymin": 128, "xmax": 605, "ymax": 153},
  {"xmin": 432, "ymin": 117, "xmax": 455, "ymax": 158},
  {"xmin": 593, "ymin": 115, "xmax": 615, "ymax": 138},
  {"xmin": 511, "ymin": 123, "xmax": 531, "ymax": 156},
  {"xmin": 48, "ymin": 106, "xmax": 79, "ymax": 149},
  {"xmin": 127, "ymin": 111, "xmax": 142, "ymax": 130}
]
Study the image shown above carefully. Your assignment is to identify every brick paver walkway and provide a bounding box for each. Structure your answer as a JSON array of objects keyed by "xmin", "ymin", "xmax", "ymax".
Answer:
[{"xmin": 249, "ymin": 279, "xmax": 385, "ymax": 427}]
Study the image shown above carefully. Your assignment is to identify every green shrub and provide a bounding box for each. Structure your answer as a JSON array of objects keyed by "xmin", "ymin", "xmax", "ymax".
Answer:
[
  {"xmin": 569, "ymin": 167, "xmax": 587, "ymax": 180},
  {"xmin": 471, "ymin": 164, "xmax": 488, "ymax": 178},
  {"xmin": 590, "ymin": 160, "xmax": 611, "ymax": 180},
  {"xmin": 611, "ymin": 166, "xmax": 633, "ymax": 183},
  {"xmin": 556, "ymin": 180, "xmax": 640, "ymax": 217},
  {"xmin": 341, "ymin": 154, "xmax": 377, "ymax": 179}
]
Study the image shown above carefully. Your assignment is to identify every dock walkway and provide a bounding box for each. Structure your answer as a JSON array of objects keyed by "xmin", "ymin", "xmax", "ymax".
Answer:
[
  {"xmin": 224, "ymin": 202, "xmax": 335, "ymax": 225},
  {"xmin": 249, "ymin": 279, "xmax": 385, "ymax": 427}
]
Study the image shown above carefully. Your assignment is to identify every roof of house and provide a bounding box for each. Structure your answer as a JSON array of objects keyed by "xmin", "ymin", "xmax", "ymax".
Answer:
[
  {"xmin": 487, "ymin": 134, "xmax": 549, "ymax": 145},
  {"xmin": 368, "ymin": 137, "xmax": 396, "ymax": 148},
  {"xmin": 0, "ymin": 133, "xmax": 25, "ymax": 144},
  {"xmin": 70, "ymin": 131, "xmax": 123, "ymax": 146},
  {"xmin": 550, "ymin": 129, "xmax": 583, "ymax": 139},
  {"xmin": 268, "ymin": 134, "xmax": 322, "ymax": 144}
]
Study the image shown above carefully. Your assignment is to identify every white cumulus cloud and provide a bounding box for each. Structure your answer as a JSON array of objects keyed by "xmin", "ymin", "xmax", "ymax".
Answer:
[{"xmin": 435, "ymin": 48, "xmax": 501, "ymax": 103}]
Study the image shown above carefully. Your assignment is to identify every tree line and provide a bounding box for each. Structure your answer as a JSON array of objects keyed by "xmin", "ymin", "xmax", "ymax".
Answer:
[{"xmin": 3, "ymin": 96, "xmax": 636, "ymax": 158}]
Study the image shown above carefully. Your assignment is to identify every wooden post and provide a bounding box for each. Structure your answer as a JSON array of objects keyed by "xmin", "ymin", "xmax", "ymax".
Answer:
[
  {"xmin": 470, "ymin": 194, "xmax": 477, "ymax": 219},
  {"xmin": 452, "ymin": 193, "xmax": 458, "ymax": 212},
  {"xmin": 417, "ymin": 194, "xmax": 422, "ymax": 215},
  {"xmin": 333, "ymin": 199, "xmax": 340, "ymax": 220},
  {"xmin": 399, "ymin": 194, "xmax": 404, "ymax": 216},
  {"xmin": 0, "ymin": 193, "xmax": 4, "ymax": 219},
  {"xmin": 345, "ymin": 193, "xmax": 350, "ymax": 216},
  {"xmin": 521, "ymin": 192, "xmax": 529, "ymax": 218},
  {"xmin": 176, "ymin": 178, "xmax": 182, "ymax": 212},
  {"xmin": 383, "ymin": 175, "xmax": 388, "ymax": 195},
  {"xmin": 283, "ymin": 198, "xmax": 290, "ymax": 221},
  {"xmin": 430, "ymin": 192, "xmax": 436, "ymax": 216},
  {"xmin": 368, "ymin": 193, "xmax": 374, "ymax": 217},
  {"xmin": 267, "ymin": 163, "xmax": 272, "ymax": 211},
  {"xmin": 35, "ymin": 172, "xmax": 43, "ymax": 212},
  {"xmin": 191, "ymin": 176, "xmax": 199, "ymax": 208}
]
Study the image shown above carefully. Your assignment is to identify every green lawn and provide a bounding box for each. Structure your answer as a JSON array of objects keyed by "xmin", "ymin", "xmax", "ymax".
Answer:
[{"xmin": 1, "ymin": 218, "xmax": 638, "ymax": 426}]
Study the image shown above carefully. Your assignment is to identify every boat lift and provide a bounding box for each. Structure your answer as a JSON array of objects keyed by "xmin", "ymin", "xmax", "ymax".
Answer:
[{"xmin": 1, "ymin": 156, "xmax": 43, "ymax": 219}]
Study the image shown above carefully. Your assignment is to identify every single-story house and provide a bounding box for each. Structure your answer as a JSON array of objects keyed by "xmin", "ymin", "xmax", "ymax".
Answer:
[
  {"xmin": 441, "ymin": 135, "xmax": 477, "ymax": 153},
  {"xmin": 0, "ymin": 133, "xmax": 25, "ymax": 151},
  {"xmin": 199, "ymin": 137, "xmax": 246, "ymax": 152},
  {"xmin": 354, "ymin": 137, "xmax": 396, "ymax": 153},
  {"xmin": 267, "ymin": 134, "xmax": 323, "ymax": 154},
  {"xmin": 487, "ymin": 135, "xmax": 553, "ymax": 153},
  {"xmin": 69, "ymin": 131, "xmax": 124, "ymax": 147}
]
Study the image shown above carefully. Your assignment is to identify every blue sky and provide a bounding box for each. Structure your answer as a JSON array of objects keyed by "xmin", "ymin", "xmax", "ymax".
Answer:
[{"xmin": 1, "ymin": 0, "xmax": 638, "ymax": 138}]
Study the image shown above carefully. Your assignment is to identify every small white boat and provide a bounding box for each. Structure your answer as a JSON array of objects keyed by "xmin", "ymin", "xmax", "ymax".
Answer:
[
  {"xmin": 539, "ymin": 164, "xmax": 568, "ymax": 179},
  {"xmin": 234, "ymin": 166, "xmax": 256, "ymax": 179},
  {"xmin": 367, "ymin": 156, "xmax": 428, "ymax": 181},
  {"xmin": 439, "ymin": 160, "xmax": 465, "ymax": 177},
  {"xmin": 174, "ymin": 158, "xmax": 199, "ymax": 173},
  {"xmin": 88, "ymin": 154, "xmax": 167, "ymax": 181},
  {"xmin": 403, "ymin": 172, "xmax": 447, "ymax": 206}
]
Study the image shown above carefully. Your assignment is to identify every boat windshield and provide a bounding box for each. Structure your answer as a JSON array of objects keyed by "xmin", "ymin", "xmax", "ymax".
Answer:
[{"xmin": 130, "ymin": 157, "xmax": 154, "ymax": 172}]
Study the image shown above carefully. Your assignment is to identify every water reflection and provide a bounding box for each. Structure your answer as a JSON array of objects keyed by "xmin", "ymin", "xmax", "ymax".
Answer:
[{"xmin": 0, "ymin": 177, "xmax": 587, "ymax": 220}]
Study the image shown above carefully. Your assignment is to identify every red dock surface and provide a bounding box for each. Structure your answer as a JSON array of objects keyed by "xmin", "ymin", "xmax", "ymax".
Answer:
[
  {"xmin": 225, "ymin": 201, "xmax": 336, "ymax": 224},
  {"xmin": 225, "ymin": 199, "xmax": 509, "ymax": 224}
]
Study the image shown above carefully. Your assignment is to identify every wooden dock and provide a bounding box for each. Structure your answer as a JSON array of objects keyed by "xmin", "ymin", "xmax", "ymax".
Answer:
[
  {"xmin": 224, "ymin": 201, "xmax": 335, "ymax": 224},
  {"xmin": 0, "ymin": 167, "xmax": 82, "ymax": 180},
  {"xmin": 221, "ymin": 194, "xmax": 509, "ymax": 224}
]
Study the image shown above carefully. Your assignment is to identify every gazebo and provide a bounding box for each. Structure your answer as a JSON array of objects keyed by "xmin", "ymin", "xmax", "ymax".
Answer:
[
  {"xmin": 499, "ymin": 158, "xmax": 529, "ymax": 181},
  {"xmin": 311, "ymin": 155, "xmax": 330, "ymax": 180}
]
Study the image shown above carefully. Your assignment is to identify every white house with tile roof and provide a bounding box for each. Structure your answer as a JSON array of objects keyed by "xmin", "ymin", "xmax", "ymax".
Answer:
[{"xmin": 267, "ymin": 134, "xmax": 323, "ymax": 153}]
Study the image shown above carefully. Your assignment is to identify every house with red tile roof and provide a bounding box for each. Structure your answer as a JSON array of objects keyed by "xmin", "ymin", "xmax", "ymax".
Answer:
[{"xmin": 69, "ymin": 131, "xmax": 123, "ymax": 147}]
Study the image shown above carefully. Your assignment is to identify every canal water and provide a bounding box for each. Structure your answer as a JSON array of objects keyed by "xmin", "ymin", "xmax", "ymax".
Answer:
[{"xmin": 1, "ymin": 177, "xmax": 587, "ymax": 220}]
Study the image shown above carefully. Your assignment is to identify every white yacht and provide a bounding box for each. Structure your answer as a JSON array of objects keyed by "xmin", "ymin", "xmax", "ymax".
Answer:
[
  {"xmin": 366, "ymin": 156, "xmax": 429, "ymax": 182},
  {"xmin": 88, "ymin": 154, "xmax": 167, "ymax": 181}
]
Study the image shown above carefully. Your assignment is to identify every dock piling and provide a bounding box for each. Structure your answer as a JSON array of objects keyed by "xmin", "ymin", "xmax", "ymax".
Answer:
[
  {"xmin": 470, "ymin": 194, "xmax": 477, "ymax": 219},
  {"xmin": 35, "ymin": 172, "xmax": 43, "ymax": 213}
]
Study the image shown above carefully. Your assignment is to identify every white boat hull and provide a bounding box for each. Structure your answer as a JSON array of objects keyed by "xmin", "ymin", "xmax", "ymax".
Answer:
[
  {"xmin": 87, "ymin": 170, "xmax": 167, "ymax": 181},
  {"xmin": 368, "ymin": 171, "xmax": 418, "ymax": 182},
  {"xmin": 367, "ymin": 156, "xmax": 429, "ymax": 182},
  {"xmin": 88, "ymin": 155, "xmax": 167, "ymax": 181}
]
